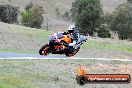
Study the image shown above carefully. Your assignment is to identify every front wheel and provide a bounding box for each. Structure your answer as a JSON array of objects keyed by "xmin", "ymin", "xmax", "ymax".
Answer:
[
  {"xmin": 39, "ymin": 44, "xmax": 51, "ymax": 55},
  {"xmin": 65, "ymin": 49, "xmax": 79, "ymax": 57}
]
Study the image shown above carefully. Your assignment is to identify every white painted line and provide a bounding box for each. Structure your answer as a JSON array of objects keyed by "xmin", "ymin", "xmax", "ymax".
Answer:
[
  {"xmin": 72, "ymin": 57, "xmax": 132, "ymax": 62},
  {"xmin": 0, "ymin": 57, "xmax": 132, "ymax": 62}
]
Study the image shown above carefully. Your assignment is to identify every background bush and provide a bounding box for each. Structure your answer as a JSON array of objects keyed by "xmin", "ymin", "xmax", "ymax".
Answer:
[
  {"xmin": 110, "ymin": 3, "xmax": 132, "ymax": 40},
  {"xmin": 97, "ymin": 25, "xmax": 111, "ymax": 38},
  {"xmin": 21, "ymin": 2, "xmax": 43, "ymax": 29},
  {"xmin": 0, "ymin": 4, "xmax": 18, "ymax": 24}
]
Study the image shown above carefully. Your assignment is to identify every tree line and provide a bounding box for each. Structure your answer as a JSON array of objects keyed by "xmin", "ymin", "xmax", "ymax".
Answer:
[
  {"xmin": 0, "ymin": 2, "xmax": 44, "ymax": 29},
  {"xmin": 0, "ymin": 0, "xmax": 132, "ymax": 40},
  {"xmin": 70, "ymin": 0, "xmax": 132, "ymax": 40},
  {"xmin": 0, "ymin": 2, "xmax": 71, "ymax": 29}
]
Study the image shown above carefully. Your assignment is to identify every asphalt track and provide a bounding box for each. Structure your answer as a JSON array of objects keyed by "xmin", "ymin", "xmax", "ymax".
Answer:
[
  {"xmin": 0, "ymin": 52, "xmax": 67, "ymax": 58},
  {"xmin": 0, "ymin": 52, "xmax": 132, "ymax": 62}
]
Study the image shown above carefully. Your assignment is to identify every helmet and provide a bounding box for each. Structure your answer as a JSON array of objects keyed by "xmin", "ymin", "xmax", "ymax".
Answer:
[{"xmin": 68, "ymin": 25, "xmax": 75, "ymax": 33}]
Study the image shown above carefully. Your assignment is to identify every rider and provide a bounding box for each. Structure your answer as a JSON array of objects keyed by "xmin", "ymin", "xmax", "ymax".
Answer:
[
  {"xmin": 49, "ymin": 25, "xmax": 80, "ymax": 53},
  {"xmin": 63, "ymin": 25, "xmax": 80, "ymax": 52}
]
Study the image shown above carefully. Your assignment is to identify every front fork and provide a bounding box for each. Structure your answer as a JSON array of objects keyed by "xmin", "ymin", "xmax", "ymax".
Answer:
[{"xmin": 67, "ymin": 46, "xmax": 80, "ymax": 54}]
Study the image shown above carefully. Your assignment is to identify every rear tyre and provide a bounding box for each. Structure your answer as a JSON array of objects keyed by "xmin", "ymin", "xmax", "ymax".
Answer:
[{"xmin": 39, "ymin": 44, "xmax": 50, "ymax": 55}]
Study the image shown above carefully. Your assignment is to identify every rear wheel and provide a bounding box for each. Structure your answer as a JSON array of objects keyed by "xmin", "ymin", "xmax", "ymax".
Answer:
[{"xmin": 39, "ymin": 44, "xmax": 51, "ymax": 55}]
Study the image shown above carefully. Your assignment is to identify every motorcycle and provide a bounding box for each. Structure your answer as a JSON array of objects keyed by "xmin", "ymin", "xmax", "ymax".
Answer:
[{"xmin": 39, "ymin": 32, "xmax": 87, "ymax": 57}]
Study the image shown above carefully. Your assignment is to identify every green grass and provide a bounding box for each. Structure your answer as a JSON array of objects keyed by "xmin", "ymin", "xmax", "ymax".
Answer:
[
  {"xmin": 0, "ymin": 60, "xmax": 42, "ymax": 88},
  {"xmin": 18, "ymin": 28, "xmax": 52, "ymax": 39},
  {"xmin": 1, "ymin": 39, "xmax": 132, "ymax": 54},
  {"xmin": 0, "ymin": 74, "xmax": 38, "ymax": 88},
  {"xmin": 9, "ymin": 25, "xmax": 53, "ymax": 39},
  {"xmin": 82, "ymin": 40, "xmax": 132, "ymax": 52},
  {"xmin": 0, "ymin": 60, "xmax": 68, "ymax": 88},
  {"xmin": 0, "ymin": 23, "xmax": 53, "ymax": 54},
  {"xmin": 59, "ymin": 59, "xmax": 132, "ymax": 66},
  {"xmin": 0, "ymin": 49, "xmax": 37, "ymax": 54},
  {"xmin": 0, "ymin": 59, "xmax": 131, "ymax": 88}
]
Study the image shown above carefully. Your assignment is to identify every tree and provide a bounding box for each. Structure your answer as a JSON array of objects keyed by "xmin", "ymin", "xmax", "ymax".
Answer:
[
  {"xmin": 29, "ymin": 5, "xmax": 43, "ymax": 28},
  {"xmin": 127, "ymin": 0, "xmax": 132, "ymax": 3},
  {"xmin": 110, "ymin": 3, "xmax": 132, "ymax": 40},
  {"xmin": 55, "ymin": 8, "xmax": 61, "ymax": 19},
  {"xmin": 0, "ymin": 4, "xmax": 18, "ymax": 24},
  {"xmin": 70, "ymin": 0, "xmax": 80, "ymax": 21},
  {"xmin": 21, "ymin": 11, "xmax": 32, "ymax": 27},
  {"xmin": 97, "ymin": 25, "xmax": 111, "ymax": 38},
  {"xmin": 70, "ymin": 0, "xmax": 102, "ymax": 36},
  {"xmin": 103, "ymin": 13, "xmax": 114, "ymax": 28},
  {"xmin": 21, "ymin": 3, "xmax": 43, "ymax": 29},
  {"xmin": 63, "ymin": 10, "xmax": 70, "ymax": 21},
  {"xmin": 25, "ymin": 2, "xmax": 34, "ymax": 11}
]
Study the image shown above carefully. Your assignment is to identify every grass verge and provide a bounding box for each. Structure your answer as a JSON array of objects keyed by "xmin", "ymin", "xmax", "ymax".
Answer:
[
  {"xmin": 0, "ymin": 49, "xmax": 37, "ymax": 54},
  {"xmin": 82, "ymin": 40, "xmax": 132, "ymax": 52},
  {"xmin": 0, "ymin": 59, "xmax": 131, "ymax": 88}
]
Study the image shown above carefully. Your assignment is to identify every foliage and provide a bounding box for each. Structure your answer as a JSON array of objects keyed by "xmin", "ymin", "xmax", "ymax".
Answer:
[
  {"xmin": 103, "ymin": 13, "xmax": 114, "ymax": 28},
  {"xmin": 0, "ymin": 4, "xmax": 18, "ymax": 24},
  {"xmin": 25, "ymin": 2, "xmax": 34, "ymax": 11},
  {"xmin": 29, "ymin": 5, "xmax": 43, "ymax": 28},
  {"xmin": 97, "ymin": 25, "xmax": 111, "ymax": 38},
  {"xmin": 70, "ymin": 0, "xmax": 103, "ymax": 36},
  {"xmin": 63, "ymin": 10, "xmax": 70, "ymax": 21},
  {"xmin": 21, "ymin": 3, "xmax": 43, "ymax": 29},
  {"xmin": 55, "ymin": 8, "xmax": 62, "ymax": 19},
  {"xmin": 21, "ymin": 11, "xmax": 32, "ymax": 27},
  {"xmin": 127, "ymin": 0, "xmax": 132, "ymax": 3},
  {"xmin": 70, "ymin": 0, "xmax": 80, "ymax": 21},
  {"xmin": 110, "ymin": 3, "xmax": 132, "ymax": 40}
]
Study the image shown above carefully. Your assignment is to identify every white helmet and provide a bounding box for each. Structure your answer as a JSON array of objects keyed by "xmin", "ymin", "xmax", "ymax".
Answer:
[{"xmin": 68, "ymin": 25, "xmax": 75, "ymax": 33}]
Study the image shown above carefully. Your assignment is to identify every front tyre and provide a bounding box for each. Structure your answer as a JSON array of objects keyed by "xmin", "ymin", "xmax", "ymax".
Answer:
[
  {"xmin": 65, "ymin": 53, "xmax": 75, "ymax": 57},
  {"xmin": 65, "ymin": 49, "xmax": 79, "ymax": 57},
  {"xmin": 39, "ymin": 44, "xmax": 50, "ymax": 55}
]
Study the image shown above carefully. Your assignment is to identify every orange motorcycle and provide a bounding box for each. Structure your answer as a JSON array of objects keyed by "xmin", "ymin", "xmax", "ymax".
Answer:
[{"xmin": 39, "ymin": 32, "xmax": 87, "ymax": 57}]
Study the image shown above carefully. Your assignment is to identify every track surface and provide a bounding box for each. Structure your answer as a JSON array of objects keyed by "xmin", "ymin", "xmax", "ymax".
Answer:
[
  {"xmin": 0, "ymin": 52, "xmax": 67, "ymax": 58},
  {"xmin": 0, "ymin": 52, "xmax": 132, "ymax": 62}
]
